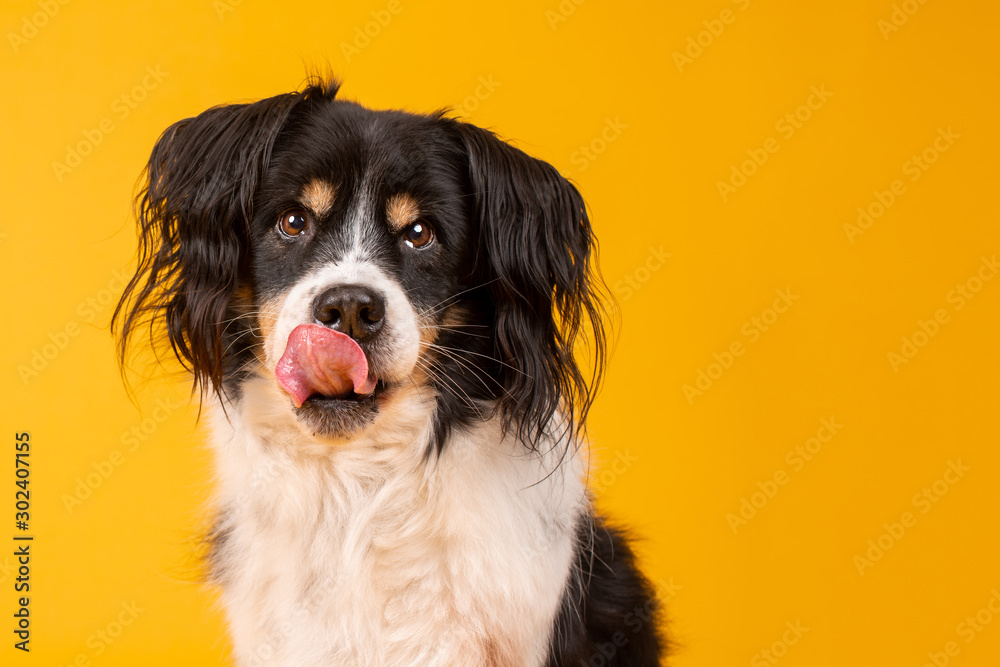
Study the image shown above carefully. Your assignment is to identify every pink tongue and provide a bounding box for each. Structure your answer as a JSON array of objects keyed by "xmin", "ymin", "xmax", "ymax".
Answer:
[{"xmin": 275, "ymin": 324, "xmax": 377, "ymax": 408}]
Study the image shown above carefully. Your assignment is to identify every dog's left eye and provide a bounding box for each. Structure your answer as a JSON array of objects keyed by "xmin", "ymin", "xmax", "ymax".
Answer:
[
  {"xmin": 278, "ymin": 208, "xmax": 310, "ymax": 238},
  {"xmin": 402, "ymin": 220, "xmax": 434, "ymax": 249}
]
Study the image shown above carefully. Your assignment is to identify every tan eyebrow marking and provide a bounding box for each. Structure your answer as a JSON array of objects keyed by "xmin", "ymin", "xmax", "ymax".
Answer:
[
  {"xmin": 385, "ymin": 193, "xmax": 420, "ymax": 232},
  {"xmin": 300, "ymin": 179, "xmax": 336, "ymax": 218}
]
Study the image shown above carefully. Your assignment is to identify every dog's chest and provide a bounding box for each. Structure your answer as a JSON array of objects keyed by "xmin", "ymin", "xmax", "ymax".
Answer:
[{"xmin": 212, "ymin": 414, "xmax": 582, "ymax": 667}]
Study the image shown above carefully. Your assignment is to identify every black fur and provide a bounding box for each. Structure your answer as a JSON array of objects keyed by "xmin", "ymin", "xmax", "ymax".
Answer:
[
  {"xmin": 547, "ymin": 516, "xmax": 665, "ymax": 666},
  {"xmin": 113, "ymin": 79, "xmax": 664, "ymax": 664},
  {"xmin": 444, "ymin": 119, "xmax": 606, "ymax": 449},
  {"xmin": 114, "ymin": 87, "xmax": 311, "ymax": 401}
]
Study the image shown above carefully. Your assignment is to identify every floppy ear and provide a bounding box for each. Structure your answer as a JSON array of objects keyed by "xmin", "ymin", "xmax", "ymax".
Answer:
[
  {"xmin": 449, "ymin": 120, "xmax": 608, "ymax": 448},
  {"xmin": 113, "ymin": 84, "xmax": 333, "ymax": 399}
]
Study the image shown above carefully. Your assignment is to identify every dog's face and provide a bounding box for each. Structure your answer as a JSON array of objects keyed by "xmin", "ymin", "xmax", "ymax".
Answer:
[
  {"xmin": 250, "ymin": 105, "xmax": 472, "ymax": 438},
  {"xmin": 116, "ymin": 81, "xmax": 605, "ymax": 448}
]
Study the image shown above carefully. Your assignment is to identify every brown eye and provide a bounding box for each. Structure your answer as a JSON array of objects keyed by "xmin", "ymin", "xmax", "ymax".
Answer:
[
  {"xmin": 403, "ymin": 220, "xmax": 433, "ymax": 248},
  {"xmin": 278, "ymin": 208, "xmax": 310, "ymax": 237}
]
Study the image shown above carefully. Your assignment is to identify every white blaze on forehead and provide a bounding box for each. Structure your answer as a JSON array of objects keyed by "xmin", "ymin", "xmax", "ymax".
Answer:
[
  {"xmin": 342, "ymin": 165, "xmax": 388, "ymax": 260},
  {"xmin": 266, "ymin": 259, "xmax": 420, "ymax": 385}
]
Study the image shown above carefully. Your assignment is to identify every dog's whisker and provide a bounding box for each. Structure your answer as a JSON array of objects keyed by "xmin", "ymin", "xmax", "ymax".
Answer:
[
  {"xmin": 418, "ymin": 278, "xmax": 502, "ymax": 318},
  {"xmin": 414, "ymin": 358, "xmax": 482, "ymax": 415},
  {"xmin": 421, "ymin": 341, "xmax": 529, "ymax": 377},
  {"xmin": 417, "ymin": 324, "xmax": 491, "ymax": 340},
  {"xmin": 418, "ymin": 345, "xmax": 510, "ymax": 397},
  {"xmin": 419, "ymin": 342, "xmax": 505, "ymax": 384},
  {"xmin": 417, "ymin": 322, "xmax": 490, "ymax": 330}
]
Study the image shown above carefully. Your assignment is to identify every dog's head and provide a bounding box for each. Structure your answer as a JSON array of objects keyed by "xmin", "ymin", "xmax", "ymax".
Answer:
[{"xmin": 115, "ymin": 80, "xmax": 606, "ymax": 449}]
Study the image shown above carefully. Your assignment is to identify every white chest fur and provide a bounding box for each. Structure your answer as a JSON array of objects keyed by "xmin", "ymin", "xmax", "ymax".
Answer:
[{"xmin": 208, "ymin": 378, "xmax": 586, "ymax": 667}]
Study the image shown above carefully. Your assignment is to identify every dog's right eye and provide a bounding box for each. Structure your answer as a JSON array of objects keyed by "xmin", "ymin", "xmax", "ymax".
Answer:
[{"xmin": 278, "ymin": 208, "xmax": 310, "ymax": 238}]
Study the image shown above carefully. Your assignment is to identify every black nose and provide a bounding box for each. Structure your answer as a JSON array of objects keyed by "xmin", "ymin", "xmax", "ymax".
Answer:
[{"xmin": 312, "ymin": 285, "xmax": 386, "ymax": 341}]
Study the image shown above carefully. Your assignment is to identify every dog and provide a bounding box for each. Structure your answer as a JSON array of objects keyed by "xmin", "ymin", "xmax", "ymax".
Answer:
[{"xmin": 114, "ymin": 79, "xmax": 664, "ymax": 666}]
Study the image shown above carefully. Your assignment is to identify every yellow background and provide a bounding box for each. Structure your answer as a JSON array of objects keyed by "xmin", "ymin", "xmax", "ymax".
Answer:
[{"xmin": 2, "ymin": 0, "xmax": 999, "ymax": 664}]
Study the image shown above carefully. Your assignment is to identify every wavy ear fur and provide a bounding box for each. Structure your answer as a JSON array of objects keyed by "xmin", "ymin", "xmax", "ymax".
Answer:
[
  {"xmin": 448, "ymin": 120, "xmax": 607, "ymax": 448},
  {"xmin": 113, "ymin": 82, "xmax": 339, "ymax": 399}
]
